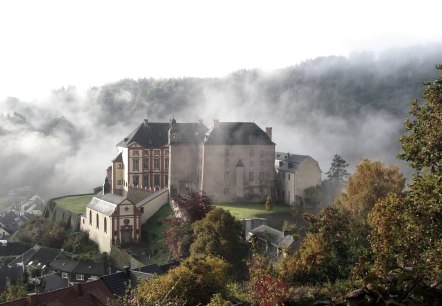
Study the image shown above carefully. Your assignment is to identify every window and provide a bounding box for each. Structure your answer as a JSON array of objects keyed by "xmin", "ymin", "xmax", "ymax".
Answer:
[
  {"xmin": 133, "ymin": 175, "xmax": 139, "ymax": 187},
  {"xmin": 165, "ymin": 150, "xmax": 169, "ymax": 156},
  {"xmin": 165, "ymin": 158, "xmax": 169, "ymax": 170},
  {"xmin": 117, "ymin": 179, "xmax": 122, "ymax": 185},
  {"xmin": 250, "ymin": 149, "xmax": 254, "ymax": 156},
  {"xmin": 260, "ymin": 161, "xmax": 265, "ymax": 167},
  {"xmin": 249, "ymin": 187, "xmax": 253, "ymax": 195},
  {"xmin": 140, "ymin": 207, "xmax": 144, "ymax": 214},
  {"xmin": 279, "ymin": 161, "xmax": 283, "ymax": 167},
  {"xmin": 62, "ymin": 272, "xmax": 69, "ymax": 279},
  {"xmin": 165, "ymin": 174, "xmax": 169, "ymax": 185},
  {"xmin": 250, "ymin": 160, "xmax": 254, "ymax": 167},
  {"xmin": 260, "ymin": 150, "xmax": 264, "ymax": 156},
  {"xmin": 133, "ymin": 150, "xmax": 139, "ymax": 157},
  {"xmin": 76, "ymin": 274, "xmax": 84, "ymax": 281},
  {"xmin": 260, "ymin": 172, "xmax": 264, "ymax": 180},
  {"xmin": 117, "ymin": 163, "xmax": 122, "ymax": 169},
  {"xmin": 249, "ymin": 172, "xmax": 254, "ymax": 181},
  {"xmin": 224, "ymin": 188, "xmax": 229, "ymax": 195},
  {"xmin": 154, "ymin": 150, "xmax": 160, "ymax": 156},
  {"xmin": 143, "ymin": 158, "xmax": 149, "ymax": 170},
  {"xmin": 133, "ymin": 159, "xmax": 139, "ymax": 171},
  {"xmin": 96, "ymin": 214, "xmax": 99, "ymax": 229},
  {"xmin": 144, "ymin": 149, "xmax": 150, "ymax": 156},
  {"xmin": 154, "ymin": 174, "xmax": 160, "ymax": 186},
  {"xmin": 225, "ymin": 159, "xmax": 229, "ymax": 167},
  {"xmin": 104, "ymin": 218, "xmax": 107, "ymax": 233},
  {"xmin": 89, "ymin": 210, "xmax": 92, "ymax": 225},
  {"xmin": 288, "ymin": 174, "xmax": 290, "ymax": 180},
  {"xmin": 143, "ymin": 175, "xmax": 149, "ymax": 188},
  {"xmin": 154, "ymin": 159, "xmax": 160, "ymax": 171},
  {"xmin": 224, "ymin": 171, "xmax": 229, "ymax": 181}
]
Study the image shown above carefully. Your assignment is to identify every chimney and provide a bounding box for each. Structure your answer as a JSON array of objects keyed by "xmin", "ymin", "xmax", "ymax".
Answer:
[
  {"xmin": 143, "ymin": 119, "xmax": 149, "ymax": 127},
  {"xmin": 124, "ymin": 266, "xmax": 130, "ymax": 278},
  {"xmin": 27, "ymin": 293, "xmax": 38, "ymax": 306},
  {"xmin": 266, "ymin": 127, "xmax": 272, "ymax": 140},
  {"xmin": 73, "ymin": 283, "xmax": 83, "ymax": 297},
  {"xmin": 213, "ymin": 119, "xmax": 220, "ymax": 129}
]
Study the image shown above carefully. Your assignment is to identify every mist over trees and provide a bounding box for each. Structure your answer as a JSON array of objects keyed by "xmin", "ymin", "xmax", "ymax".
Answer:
[{"xmin": 0, "ymin": 44, "xmax": 441, "ymax": 198}]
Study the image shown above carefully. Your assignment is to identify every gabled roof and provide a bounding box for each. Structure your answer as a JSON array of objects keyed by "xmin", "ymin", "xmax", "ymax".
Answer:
[
  {"xmin": 0, "ymin": 242, "xmax": 31, "ymax": 257},
  {"xmin": 117, "ymin": 121, "xmax": 170, "ymax": 148},
  {"xmin": 87, "ymin": 193, "xmax": 133, "ymax": 216},
  {"xmin": 112, "ymin": 152, "xmax": 123, "ymax": 163},
  {"xmin": 8, "ymin": 245, "xmax": 60, "ymax": 267},
  {"xmin": 204, "ymin": 122, "xmax": 274, "ymax": 145},
  {"xmin": 275, "ymin": 152, "xmax": 320, "ymax": 173},
  {"xmin": 250, "ymin": 225, "xmax": 295, "ymax": 249},
  {"xmin": 171, "ymin": 122, "xmax": 208, "ymax": 143}
]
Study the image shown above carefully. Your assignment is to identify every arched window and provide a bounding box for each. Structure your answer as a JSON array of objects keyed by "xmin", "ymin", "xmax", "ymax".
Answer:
[
  {"xmin": 89, "ymin": 210, "xmax": 92, "ymax": 225},
  {"xmin": 96, "ymin": 213, "xmax": 99, "ymax": 229},
  {"xmin": 104, "ymin": 218, "xmax": 107, "ymax": 233}
]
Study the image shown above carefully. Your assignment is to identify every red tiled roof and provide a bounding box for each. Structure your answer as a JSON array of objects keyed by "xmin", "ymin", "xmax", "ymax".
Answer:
[{"xmin": 0, "ymin": 279, "xmax": 114, "ymax": 306}]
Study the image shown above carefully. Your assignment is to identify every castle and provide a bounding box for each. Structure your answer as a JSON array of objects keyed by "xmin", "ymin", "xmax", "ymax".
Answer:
[
  {"xmin": 110, "ymin": 118, "xmax": 276, "ymax": 202},
  {"xmin": 81, "ymin": 118, "xmax": 322, "ymax": 252}
]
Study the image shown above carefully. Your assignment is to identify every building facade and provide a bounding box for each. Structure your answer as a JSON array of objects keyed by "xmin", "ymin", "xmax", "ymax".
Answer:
[{"xmin": 275, "ymin": 152, "xmax": 322, "ymax": 205}]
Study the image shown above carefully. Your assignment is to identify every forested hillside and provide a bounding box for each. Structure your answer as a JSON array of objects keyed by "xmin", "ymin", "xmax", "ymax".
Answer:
[{"xmin": 0, "ymin": 44, "xmax": 441, "ymax": 198}]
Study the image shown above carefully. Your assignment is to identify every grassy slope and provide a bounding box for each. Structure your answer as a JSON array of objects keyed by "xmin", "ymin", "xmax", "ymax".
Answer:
[
  {"xmin": 141, "ymin": 204, "xmax": 174, "ymax": 264},
  {"xmin": 54, "ymin": 194, "xmax": 94, "ymax": 214}
]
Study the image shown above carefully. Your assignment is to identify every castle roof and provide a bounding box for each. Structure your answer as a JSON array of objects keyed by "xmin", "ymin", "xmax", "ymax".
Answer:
[
  {"xmin": 204, "ymin": 122, "xmax": 274, "ymax": 145},
  {"xmin": 171, "ymin": 122, "xmax": 208, "ymax": 143},
  {"xmin": 87, "ymin": 193, "xmax": 126, "ymax": 216},
  {"xmin": 117, "ymin": 121, "xmax": 170, "ymax": 148}
]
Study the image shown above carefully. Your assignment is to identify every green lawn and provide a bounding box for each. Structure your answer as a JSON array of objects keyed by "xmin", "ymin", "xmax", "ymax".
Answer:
[
  {"xmin": 54, "ymin": 194, "xmax": 93, "ymax": 214},
  {"xmin": 214, "ymin": 202, "xmax": 296, "ymax": 230}
]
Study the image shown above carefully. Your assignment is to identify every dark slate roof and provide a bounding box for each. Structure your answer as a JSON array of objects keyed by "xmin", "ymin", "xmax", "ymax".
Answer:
[
  {"xmin": 172, "ymin": 122, "xmax": 208, "ymax": 144},
  {"xmin": 74, "ymin": 261, "xmax": 105, "ymax": 276},
  {"xmin": 43, "ymin": 274, "xmax": 69, "ymax": 292},
  {"xmin": 86, "ymin": 192, "xmax": 129, "ymax": 216},
  {"xmin": 0, "ymin": 211, "xmax": 28, "ymax": 233},
  {"xmin": 134, "ymin": 263, "xmax": 164, "ymax": 275},
  {"xmin": 204, "ymin": 122, "xmax": 274, "ymax": 145},
  {"xmin": 117, "ymin": 121, "xmax": 170, "ymax": 148},
  {"xmin": 250, "ymin": 225, "xmax": 295, "ymax": 248},
  {"xmin": 101, "ymin": 270, "xmax": 132, "ymax": 296},
  {"xmin": 8, "ymin": 245, "xmax": 60, "ymax": 267},
  {"xmin": 112, "ymin": 152, "xmax": 123, "ymax": 163},
  {"xmin": 0, "ymin": 242, "xmax": 31, "ymax": 257}
]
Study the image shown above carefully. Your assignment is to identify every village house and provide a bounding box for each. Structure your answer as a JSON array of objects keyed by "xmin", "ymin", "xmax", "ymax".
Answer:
[{"xmin": 275, "ymin": 152, "xmax": 322, "ymax": 205}]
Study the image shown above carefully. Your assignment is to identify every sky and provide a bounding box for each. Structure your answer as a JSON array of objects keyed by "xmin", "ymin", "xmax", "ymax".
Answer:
[{"xmin": 1, "ymin": 0, "xmax": 442, "ymax": 101}]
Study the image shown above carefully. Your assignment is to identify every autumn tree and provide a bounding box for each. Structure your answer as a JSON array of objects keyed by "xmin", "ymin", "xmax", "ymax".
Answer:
[
  {"xmin": 133, "ymin": 256, "xmax": 231, "ymax": 305},
  {"xmin": 163, "ymin": 188, "xmax": 213, "ymax": 259},
  {"xmin": 190, "ymin": 208, "xmax": 248, "ymax": 278},
  {"xmin": 336, "ymin": 159, "xmax": 405, "ymax": 220}
]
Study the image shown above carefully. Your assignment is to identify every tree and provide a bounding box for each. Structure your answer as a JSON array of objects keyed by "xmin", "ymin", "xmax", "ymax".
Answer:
[
  {"xmin": 190, "ymin": 208, "xmax": 248, "ymax": 278},
  {"xmin": 325, "ymin": 154, "xmax": 350, "ymax": 184},
  {"xmin": 133, "ymin": 256, "xmax": 231, "ymax": 305},
  {"xmin": 264, "ymin": 196, "xmax": 273, "ymax": 211},
  {"xmin": 399, "ymin": 64, "xmax": 442, "ymax": 174},
  {"xmin": 336, "ymin": 159, "xmax": 405, "ymax": 220},
  {"xmin": 173, "ymin": 187, "xmax": 213, "ymax": 222},
  {"xmin": 323, "ymin": 154, "xmax": 350, "ymax": 203},
  {"xmin": 163, "ymin": 188, "xmax": 213, "ymax": 259}
]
